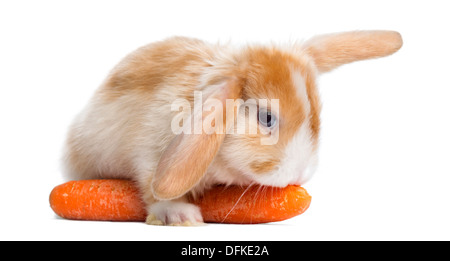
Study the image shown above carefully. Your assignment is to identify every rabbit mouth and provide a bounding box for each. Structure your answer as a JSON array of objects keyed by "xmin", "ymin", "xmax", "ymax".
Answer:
[{"xmin": 245, "ymin": 153, "xmax": 318, "ymax": 188}]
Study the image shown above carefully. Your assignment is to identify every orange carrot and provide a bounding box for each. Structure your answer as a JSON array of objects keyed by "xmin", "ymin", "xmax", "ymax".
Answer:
[
  {"xmin": 50, "ymin": 179, "xmax": 311, "ymax": 224},
  {"xmin": 195, "ymin": 185, "xmax": 311, "ymax": 224},
  {"xmin": 49, "ymin": 180, "xmax": 147, "ymax": 221}
]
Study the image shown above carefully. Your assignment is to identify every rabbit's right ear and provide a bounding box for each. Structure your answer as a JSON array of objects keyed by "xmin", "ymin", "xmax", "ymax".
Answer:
[
  {"xmin": 304, "ymin": 30, "xmax": 403, "ymax": 73},
  {"xmin": 151, "ymin": 78, "xmax": 241, "ymax": 200}
]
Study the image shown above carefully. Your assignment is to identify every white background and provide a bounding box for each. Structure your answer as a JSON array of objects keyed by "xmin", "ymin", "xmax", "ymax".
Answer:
[{"xmin": 1, "ymin": 0, "xmax": 449, "ymax": 241}]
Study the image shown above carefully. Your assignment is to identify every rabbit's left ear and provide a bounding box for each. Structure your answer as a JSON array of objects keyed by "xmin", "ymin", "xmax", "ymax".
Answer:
[
  {"xmin": 304, "ymin": 30, "xmax": 403, "ymax": 73},
  {"xmin": 152, "ymin": 79, "xmax": 240, "ymax": 200}
]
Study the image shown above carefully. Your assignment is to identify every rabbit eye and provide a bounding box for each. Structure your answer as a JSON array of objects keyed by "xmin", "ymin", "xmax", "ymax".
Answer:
[{"xmin": 258, "ymin": 109, "xmax": 277, "ymax": 128}]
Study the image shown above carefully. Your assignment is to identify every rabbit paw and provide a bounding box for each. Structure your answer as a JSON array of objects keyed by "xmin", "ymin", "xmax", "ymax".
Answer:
[{"xmin": 146, "ymin": 201, "xmax": 204, "ymax": 226}]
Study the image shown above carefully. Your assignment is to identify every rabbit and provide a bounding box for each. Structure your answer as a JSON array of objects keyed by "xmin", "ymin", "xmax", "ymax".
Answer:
[{"xmin": 63, "ymin": 30, "xmax": 402, "ymax": 225}]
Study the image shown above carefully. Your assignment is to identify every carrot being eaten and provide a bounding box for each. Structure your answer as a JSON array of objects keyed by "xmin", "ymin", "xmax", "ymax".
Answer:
[{"xmin": 49, "ymin": 179, "xmax": 311, "ymax": 224}]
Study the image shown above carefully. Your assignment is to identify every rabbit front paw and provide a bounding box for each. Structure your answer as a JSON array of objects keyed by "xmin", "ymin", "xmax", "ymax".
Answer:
[{"xmin": 146, "ymin": 201, "xmax": 204, "ymax": 226}]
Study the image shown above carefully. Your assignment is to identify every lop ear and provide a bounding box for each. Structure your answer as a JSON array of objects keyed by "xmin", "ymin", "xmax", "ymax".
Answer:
[
  {"xmin": 152, "ymin": 79, "xmax": 240, "ymax": 200},
  {"xmin": 304, "ymin": 30, "xmax": 403, "ymax": 73}
]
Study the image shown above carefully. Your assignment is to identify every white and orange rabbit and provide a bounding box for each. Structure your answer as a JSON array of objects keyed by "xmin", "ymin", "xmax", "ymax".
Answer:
[{"xmin": 63, "ymin": 31, "xmax": 402, "ymax": 225}]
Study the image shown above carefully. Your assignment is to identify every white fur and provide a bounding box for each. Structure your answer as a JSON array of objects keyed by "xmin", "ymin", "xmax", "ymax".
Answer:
[
  {"xmin": 280, "ymin": 121, "xmax": 318, "ymax": 185},
  {"xmin": 148, "ymin": 201, "xmax": 203, "ymax": 225},
  {"xmin": 290, "ymin": 68, "xmax": 311, "ymax": 115},
  {"xmin": 252, "ymin": 121, "xmax": 317, "ymax": 187}
]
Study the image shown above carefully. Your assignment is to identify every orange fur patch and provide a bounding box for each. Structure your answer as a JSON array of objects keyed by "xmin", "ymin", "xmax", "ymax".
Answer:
[
  {"xmin": 305, "ymin": 30, "xmax": 403, "ymax": 73},
  {"xmin": 250, "ymin": 159, "xmax": 281, "ymax": 174},
  {"xmin": 98, "ymin": 37, "xmax": 211, "ymax": 101}
]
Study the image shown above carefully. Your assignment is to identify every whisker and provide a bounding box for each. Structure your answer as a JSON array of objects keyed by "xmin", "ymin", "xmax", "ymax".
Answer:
[
  {"xmin": 221, "ymin": 182, "xmax": 255, "ymax": 223},
  {"xmin": 249, "ymin": 184, "xmax": 264, "ymax": 223}
]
